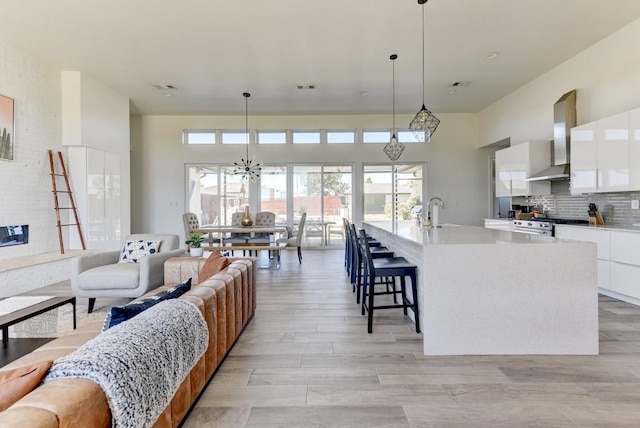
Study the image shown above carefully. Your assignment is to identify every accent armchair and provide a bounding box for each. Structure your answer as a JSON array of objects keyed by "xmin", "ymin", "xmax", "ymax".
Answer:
[{"xmin": 71, "ymin": 234, "xmax": 185, "ymax": 313}]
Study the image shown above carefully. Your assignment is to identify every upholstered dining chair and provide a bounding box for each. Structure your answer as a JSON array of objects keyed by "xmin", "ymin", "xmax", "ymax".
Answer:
[
  {"xmin": 182, "ymin": 212, "xmax": 199, "ymax": 240},
  {"xmin": 183, "ymin": 212, "xmax": 219, "ymax": 246},
  {"xmin": 223, "ymin": 211, "xmax": 250, "ymax": 255},
  {"xmin": 277, "ymin": 212, "xmax": 306, "ymax": 264},
  {"xmin": 247, "ymin": 211, "xmax": 276, "ymax": 244}
]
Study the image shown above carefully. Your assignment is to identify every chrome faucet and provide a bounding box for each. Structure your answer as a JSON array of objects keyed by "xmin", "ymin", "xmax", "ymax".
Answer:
[{"xmin": 427, "ymin": 197, "xmax": 445, "ymax": 228}]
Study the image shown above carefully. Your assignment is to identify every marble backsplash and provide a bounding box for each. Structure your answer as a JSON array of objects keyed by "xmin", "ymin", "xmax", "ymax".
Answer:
[{"xmin": 516, "ymin": 181, "xmax": 640, "ymax": 225}]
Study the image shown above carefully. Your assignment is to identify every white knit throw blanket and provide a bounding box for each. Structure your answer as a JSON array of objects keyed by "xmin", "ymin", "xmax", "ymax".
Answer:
[{"xmin": 44, "ymin": 298, "xmax": 208, "ymax": 428}]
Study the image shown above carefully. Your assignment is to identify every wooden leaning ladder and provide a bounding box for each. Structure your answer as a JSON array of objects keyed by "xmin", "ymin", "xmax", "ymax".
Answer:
[{"xmin": 48, "ymin": 150, "xmax": 86, "ymax": 254}]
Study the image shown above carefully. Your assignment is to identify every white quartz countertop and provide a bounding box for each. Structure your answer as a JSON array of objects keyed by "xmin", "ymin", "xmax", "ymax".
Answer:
[
  {"xmin": 556, "ymin": 223, "xmax": 640, "ymax": 233},
  {"xmin": 364, "ymin": 221, "xmax": 584, "ymax": 245}
]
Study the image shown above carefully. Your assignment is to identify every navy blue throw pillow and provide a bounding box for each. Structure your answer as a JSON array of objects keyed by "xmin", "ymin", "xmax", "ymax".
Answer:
[{"xmin": 102, "ymin": 278, "xmax": 192, "ymax": 331}]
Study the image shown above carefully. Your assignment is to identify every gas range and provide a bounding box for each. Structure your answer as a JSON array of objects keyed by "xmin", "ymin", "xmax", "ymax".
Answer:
[{"xmin": 512, "ymin": 218, "xmax": 589, "ymax": 236}]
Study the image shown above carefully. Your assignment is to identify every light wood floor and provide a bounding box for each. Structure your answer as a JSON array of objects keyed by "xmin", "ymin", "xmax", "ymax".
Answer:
[
  {"xmin": 182, "ymin": 249, "xmax": 640, "ymax": 427},
  {"xmin": 21, "ymin": 249, "xmax": 640, "ymax": 427}
]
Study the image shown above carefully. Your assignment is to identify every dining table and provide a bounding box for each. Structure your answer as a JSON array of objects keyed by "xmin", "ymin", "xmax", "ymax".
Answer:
[{"xmin": 194, "ymin": 225, "xmax": 289, "ymax": 269}]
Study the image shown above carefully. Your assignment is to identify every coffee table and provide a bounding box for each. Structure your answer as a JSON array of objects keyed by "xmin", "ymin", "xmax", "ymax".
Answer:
[{"xmin": 0, "ymin": 296, "xmax": 76, "ymax": 344}]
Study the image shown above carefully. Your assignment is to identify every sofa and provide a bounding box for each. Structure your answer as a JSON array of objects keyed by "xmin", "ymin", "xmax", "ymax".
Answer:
[{"xmin": 0, "ymin": 256, "xmax": 256, "ymax": 428}]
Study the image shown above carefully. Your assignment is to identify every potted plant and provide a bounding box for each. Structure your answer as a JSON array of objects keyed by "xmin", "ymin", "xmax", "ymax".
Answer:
[{"xmin": 185, "ymin": 232, "xmax": 205, "ymax": 257}]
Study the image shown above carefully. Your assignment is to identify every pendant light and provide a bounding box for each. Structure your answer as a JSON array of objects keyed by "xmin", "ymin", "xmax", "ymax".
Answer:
[
  {"xmin": 409, "ymin": 0, "xmax": 440, "ymax": 142},
  {"xmin": 232, "ymin": 92, "xmax": 261, "ymax": 180},
  {"xmin": 383, "ymin": 54, "xmax": 405, "ymax": 161}
]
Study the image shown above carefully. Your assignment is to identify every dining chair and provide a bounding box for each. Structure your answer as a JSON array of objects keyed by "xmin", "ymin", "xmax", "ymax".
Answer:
[
  {"xmin": 183, "ymin": 212, "xmax": 219, "ymax": 245},
  {"xmin": 247, "ymin": 212, "xmax": 276, "ymax": 244},
  {"xmin": 223, "ymin": 211, "xmax": 250, "ymax": 255},
  {"xmin": 277, "ymin": 212, "xmax": 306, "ymax": 263}
]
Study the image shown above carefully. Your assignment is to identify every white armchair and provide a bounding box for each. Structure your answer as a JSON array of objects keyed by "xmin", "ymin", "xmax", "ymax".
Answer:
[{"xmin": 71, "ymin": 234, "xmax": 185, "ymax": 313}]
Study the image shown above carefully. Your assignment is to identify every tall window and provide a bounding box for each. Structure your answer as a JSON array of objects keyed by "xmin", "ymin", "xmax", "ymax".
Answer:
[{"xmin": 363, "ymin": 164, "xmax": 424, "ymax": 223}]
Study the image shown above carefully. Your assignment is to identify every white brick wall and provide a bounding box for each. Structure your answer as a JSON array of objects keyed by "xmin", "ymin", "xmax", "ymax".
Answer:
[
  {"xmin": 0, "ymin": 41, "xmax": 71, "ymax": 294},
  {"xmin": 0, "ymin": 41, "xmax": 64, "ymax": 262}
]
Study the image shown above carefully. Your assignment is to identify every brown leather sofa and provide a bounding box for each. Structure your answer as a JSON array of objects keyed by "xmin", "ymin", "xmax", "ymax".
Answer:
[{"xmin": 0, "ymin": 256, "xmax": 256, "ymax": 428}]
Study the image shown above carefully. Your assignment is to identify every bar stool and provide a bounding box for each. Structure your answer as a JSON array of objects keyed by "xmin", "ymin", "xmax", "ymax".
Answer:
[
  {"xmin": 359, "ymin": 229, "xmax": 420, "ymax": 334},
  {"xmin": 348, "ymin": 224, "xmax": 395, "ymax": 304}
]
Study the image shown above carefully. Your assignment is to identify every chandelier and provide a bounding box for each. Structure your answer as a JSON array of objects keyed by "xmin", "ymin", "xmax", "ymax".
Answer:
[
  {"xmin": 409, "ymin": 0, "xmax": 440, "ymax": 142},
  {"xmin": 383, "ymin": 54, "xmax": 405, "ymax": 161},
  {"xmin": 232, "ymin": 92, "xmax": 261, "ymax": 180}
]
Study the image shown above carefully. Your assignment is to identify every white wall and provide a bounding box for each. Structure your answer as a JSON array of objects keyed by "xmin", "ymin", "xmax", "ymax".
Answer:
[
  {"xmin": 0, "ymin": 41, "xmax": 63, "ymax": 261},
  {"xmin": 131, "ymin": 112, "xmax": 486, "ymax": 238},
  {"xmin": 479, "ymin": 18, "xmax": 640, "ymax": 147}
]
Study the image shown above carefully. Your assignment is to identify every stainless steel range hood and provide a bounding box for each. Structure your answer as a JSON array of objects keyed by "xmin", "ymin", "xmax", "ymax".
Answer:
[{"xmin": 526, "ymin": 90, "xmax": 576, "ymax": 181}]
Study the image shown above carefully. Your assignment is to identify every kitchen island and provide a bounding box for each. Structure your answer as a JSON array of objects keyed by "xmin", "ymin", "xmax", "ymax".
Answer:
[{"xmin": 363, "ymin": 221, "xmax": 599, "ymax": 356}]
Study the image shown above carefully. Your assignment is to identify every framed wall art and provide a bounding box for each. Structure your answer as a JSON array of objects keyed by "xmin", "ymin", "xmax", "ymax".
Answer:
[{"xmin": 0, "ymin": 94, "xmax": 15, "ymax": 161}]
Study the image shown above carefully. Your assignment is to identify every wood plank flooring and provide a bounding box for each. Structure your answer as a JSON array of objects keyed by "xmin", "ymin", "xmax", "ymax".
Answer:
[
  {"xmin": 9, "ymin": 248, "xmax": 640, "ymax": 426},
  {"xmin": 184, "ymin": 249, "xmax": 640, "ymax": 427}
]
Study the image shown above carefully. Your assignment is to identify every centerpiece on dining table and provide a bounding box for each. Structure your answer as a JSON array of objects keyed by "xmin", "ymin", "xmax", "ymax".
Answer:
[{"xmin": 241, "ymin": 206, "xmax": 253, "ymax": 227}]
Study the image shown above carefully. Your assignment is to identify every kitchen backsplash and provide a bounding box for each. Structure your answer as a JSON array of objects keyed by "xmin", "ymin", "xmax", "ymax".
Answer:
[{"xmin": 516, "ymin": 181, "xmax": 640, "ymax": 225}]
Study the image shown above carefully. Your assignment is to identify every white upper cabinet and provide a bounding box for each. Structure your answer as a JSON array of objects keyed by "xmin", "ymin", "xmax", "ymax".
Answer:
[
  {"xmin": 629, "ymin": 107, "xmax": 640, "ymax": 190},
  {"xmin": 596, "ymin": 111, "xmax": 629, "ymax": 192},
  {"xmin": 494, "ymin": 141, "xmax": 550, "ymax": 197},
  {"xmin": 570, "ymin": 122, "xmax": 597, "ymax": 194}
]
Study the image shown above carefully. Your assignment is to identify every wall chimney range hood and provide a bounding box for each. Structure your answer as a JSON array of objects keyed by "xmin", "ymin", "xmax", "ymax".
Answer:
[{"xmin": 526, "ymin": 89, "xmax": 576, "ymax": 181}]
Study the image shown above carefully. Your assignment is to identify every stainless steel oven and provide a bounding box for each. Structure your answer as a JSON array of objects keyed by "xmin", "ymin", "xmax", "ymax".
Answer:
[
  {"xmin": 512, "ymin": 218, "xmax": 590, "ymax": 236},
  {"xmin": 513, "ymin": 220, "xmax": 553, "ymax": 236}
]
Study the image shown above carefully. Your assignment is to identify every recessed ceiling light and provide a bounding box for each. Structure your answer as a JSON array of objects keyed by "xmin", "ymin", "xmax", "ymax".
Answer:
[
  {"xmin": 358, "ymin": 91, "xmax": 368, "ymax": 97},
  {"xmin": 486, "ymin": 52, "xmax": 500, "ymax": 60},
  {"xmin": 450, "ymin": 81, "xmax": 471, "ymax": 88}
]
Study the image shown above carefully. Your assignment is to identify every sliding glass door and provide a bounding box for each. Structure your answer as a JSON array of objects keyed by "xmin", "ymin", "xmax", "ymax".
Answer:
[{"xmin": 292, "ymin": 165, "xmax": 352, "ymax": 247}]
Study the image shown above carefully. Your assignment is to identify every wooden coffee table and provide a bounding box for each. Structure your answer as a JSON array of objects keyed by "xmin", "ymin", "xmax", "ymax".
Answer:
[{"xmin": 0, "ymin": 296, "xmax": 76, "ymax": 344}]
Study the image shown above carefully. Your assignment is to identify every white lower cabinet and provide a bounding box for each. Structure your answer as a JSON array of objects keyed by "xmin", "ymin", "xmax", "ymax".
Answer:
[
  {"xmin": 609, "ymin": 231, "xmax": 640, "ymax": 299},
  {"xmin": 555, "ymin": 226, "xmax": 610, "ymax": 290},
  {"xmin": 556, "ymin": 226, "xmax": 640, "ymax": 303},
  {"xmin": 610, "ymin": 262, "xmax": 640, "ymax": 300}
]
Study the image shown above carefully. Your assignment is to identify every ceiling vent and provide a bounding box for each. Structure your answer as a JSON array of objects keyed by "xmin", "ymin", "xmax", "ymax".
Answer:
[
  {"xmin": 449, "ymin": 81, "xmax": 471, "ymax": 88},
  {"xmin": 296, "ymin": 84, "xmax": 316, "ymax": 90},
  {"xmin": 153, "ymin": 84, "xmax": 177, "ymax": 90}
]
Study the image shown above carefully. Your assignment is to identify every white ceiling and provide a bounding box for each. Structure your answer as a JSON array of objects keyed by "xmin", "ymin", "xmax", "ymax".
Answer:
[{"xmin": 2, "ymin": 0, "xmax": 640, "ymax": 116}]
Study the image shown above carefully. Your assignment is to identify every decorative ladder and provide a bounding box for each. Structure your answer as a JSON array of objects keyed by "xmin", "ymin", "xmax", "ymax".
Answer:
[{"xmin": 48, "ymin": 150, "xmax": 86, "ymax": 254}]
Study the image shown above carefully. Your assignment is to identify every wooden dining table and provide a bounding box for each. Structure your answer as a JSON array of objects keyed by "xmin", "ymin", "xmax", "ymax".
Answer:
[
  {"xmin": 194, "ymin": 225, "xmax": 289, "ymax": 269},
  {"xmin": 195, "ymin": 225, "xmax": 288, "ymax": 244}
]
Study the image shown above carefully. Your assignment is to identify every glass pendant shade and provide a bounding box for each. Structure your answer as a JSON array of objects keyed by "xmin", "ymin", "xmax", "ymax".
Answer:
[
  {"xmin": 233, "ymin": 92, "xmax": 261, "ymax": 180},
  {"xmin": 383, "ymin": 133, "xmax": 405, "ymax": 161},
  {"xmin": 383, "ymin": 54, "xmax": 405, "ymax": 161},
  {"xmin": 411, "ymin": 0, "xmax": 440, "ymax": 143},
  {"xmin": 409, "ymin": 104, "xmax": 440, "ymax": 142}
]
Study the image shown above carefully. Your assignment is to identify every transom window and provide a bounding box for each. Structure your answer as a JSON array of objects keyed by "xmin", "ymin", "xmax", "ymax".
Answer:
[
  {"xmin": 363, "ymin": 130, "xmax": 391, "ymax": 144},
  {"xmin": 257, "ymin": 131, "xmax": 287, "ymax": 144},
  {"xmin": 183, "ymin": 130, "xmax": 216, "ymax": 145},
  {"xmin": 222, "ymin": 131, "xmax": 249, "ymax": 144},
  {"xmin": 293, "ymin": 131, "xmax": 321, "ymax": 144},
  {"xmin": 327, "ymin": 130, "xmax": 355, "ymax": 144}
]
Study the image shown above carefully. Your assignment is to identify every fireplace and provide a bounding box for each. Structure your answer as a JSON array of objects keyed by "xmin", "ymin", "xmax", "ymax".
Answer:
[{"xmin": 0, "ymin": 225, "xmax": 29, "ymax": 247}]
